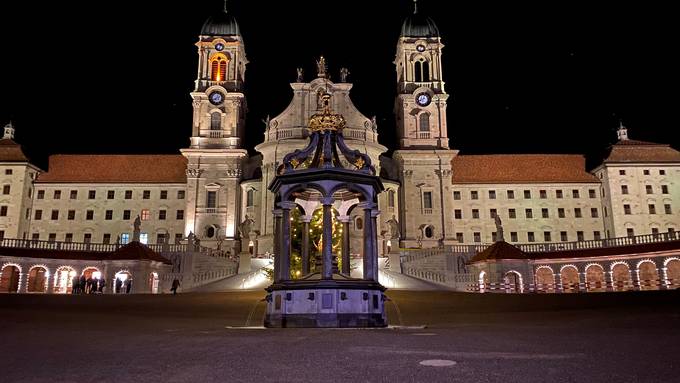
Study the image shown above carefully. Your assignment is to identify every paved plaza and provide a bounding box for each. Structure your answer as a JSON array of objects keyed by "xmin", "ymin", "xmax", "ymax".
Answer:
[{"xmin": 1, "ymin": 290, "xmax": 679, "ymax": 382}]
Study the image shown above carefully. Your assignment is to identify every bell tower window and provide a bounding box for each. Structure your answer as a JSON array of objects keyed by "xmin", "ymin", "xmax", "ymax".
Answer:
[
  {"xmin": 210, "ymin": 55, "xmax": 228, "ymax": 81},
  {"xmin": 415, "ymin": 58, "xmax": 430, "ymax": 82},
  {"xmin": 419, "ymin": 113, "xmax": 430, "ymax": 132},
  {"xmin": 210, "ymin": 112, "xmax": 221, "ymax": 130}
]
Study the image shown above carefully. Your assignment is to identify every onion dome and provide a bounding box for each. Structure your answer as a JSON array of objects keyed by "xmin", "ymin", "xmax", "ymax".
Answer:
[
  {"xmin": 400, "ymin": 0, "xmax": 440, "ymax": 38},
  {"xmin": 201, "ymin": 4, "xmax": 241, "ymax": 36}
]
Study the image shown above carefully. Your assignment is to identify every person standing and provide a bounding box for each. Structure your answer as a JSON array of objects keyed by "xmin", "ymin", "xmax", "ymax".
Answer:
[
  {"xmin": 115, "ymin": 278, "xmax": 122, "ymax": 294},
  {"xmin": 171, "ymin": 278, "xmax": 180, "ymax": 295},
  {"xmin": 125, "ymin": 279, "xmax": 133, "ymax": 294}
]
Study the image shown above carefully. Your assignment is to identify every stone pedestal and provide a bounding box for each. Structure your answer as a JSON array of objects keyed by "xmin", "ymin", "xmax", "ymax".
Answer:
[
  {"xmin": 238, "ymin": 253, "xmax": 251, "ymax": 274},
  {"xmin": 388, "ymin": 252, "xmax": 402, "ymax": 273},
  {"xmin": 264, "ymin": 280, "xmax": 387, "ymax": 328}
]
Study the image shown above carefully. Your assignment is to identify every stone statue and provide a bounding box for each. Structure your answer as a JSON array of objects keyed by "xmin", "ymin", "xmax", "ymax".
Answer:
[
  {"xmin": 494, "ymin": 214, "xmax": 505, "ymax": 242},
  {"xmin": 239, "ymin": 215, "xmax": 256, "ymax": 238},
  {"xmin": 371, "ymin": 116, "xmax": 378, "ymax": 132},
  {"xmin": 385, "ymin": 215, "xmax": 400, "ymax": 240},
  {"xmin": 262, "ymin": 115, "xmax": 271, "ymax": 130},
  {"xmin": 296, "ymin": 67, "xmax": 304, "ymax": 82},
  {"xmin": 187, "ymin": 231, "xmax": 196, "ymax": 245},
  {"xmin": 339, "ymin": 67, "xmax": 350, "ymax": 82},
  {"xmin": 316, "ymin": 56, "xmax": 327, "ymax": 78},
  {"xmin": 132, "ymin": 215, "xmax": 142, "ymax": 242}
]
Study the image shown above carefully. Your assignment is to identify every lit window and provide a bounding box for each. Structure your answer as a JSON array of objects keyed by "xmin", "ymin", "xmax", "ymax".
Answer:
[
  {"xmin": 140, "ymin": 233, "xmax": 148, "ymax": 244},
  {"xmin": 211, "ymin": 55, "xmax": 228, "ymax": 81},
  {"xmin": 121, "ymin": 233, "xmax": 130, "ymax": 244},
  {"xmin": 141, "ymin": 209, "xmax": 150, "ymax": 220}
]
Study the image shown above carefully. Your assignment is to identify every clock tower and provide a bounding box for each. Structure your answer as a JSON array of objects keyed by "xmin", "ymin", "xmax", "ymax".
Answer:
[
  {"xmin": 393, "ymin": 1, "xmax": 458, "ymax": 249},
  {"xmin": 394, "ymin": 0, "xmax": 449, "ymax": 150},
  {"xmin": 181, "ymin": 3, "xmax": 248, "ymax": 251}
]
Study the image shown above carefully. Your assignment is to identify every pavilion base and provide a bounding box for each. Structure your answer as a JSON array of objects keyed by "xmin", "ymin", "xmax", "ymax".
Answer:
[{"xmin": 263, "ymin": 281, "xmax": 387, "ymax": 328}]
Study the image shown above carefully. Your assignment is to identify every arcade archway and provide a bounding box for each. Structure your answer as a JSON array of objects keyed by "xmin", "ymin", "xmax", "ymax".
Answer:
[
  {"xmin": 27, "ymin": 266, "xmax": 48, "ymax": 293},
  {"xmin": 0, "ymin": 264, "xmax": 20, "ymax": 293}
]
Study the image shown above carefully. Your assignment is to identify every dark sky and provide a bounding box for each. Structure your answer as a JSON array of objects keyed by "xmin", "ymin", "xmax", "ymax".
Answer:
[{"xmin": 1, "ymin": 0, "xmax": 678, "ymax": 170}]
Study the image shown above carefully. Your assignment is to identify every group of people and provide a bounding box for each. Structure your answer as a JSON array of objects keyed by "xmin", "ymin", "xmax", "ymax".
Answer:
[
  {"xmin": 114, "ymin": 277, "xmax": 133, "ymax": 294},
  {"xmin": 71, "ymin": 275, "xmax": 106, "ymax": 294}
]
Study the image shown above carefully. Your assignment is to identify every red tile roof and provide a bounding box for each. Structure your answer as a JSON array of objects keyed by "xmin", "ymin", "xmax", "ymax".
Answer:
[
  {"xmin": 451, "ymin": 154, "xmax": 599, "ymax": 184},
  {"xmin": 603, "ymin": 140, "xmax": 680, "ymax": 163},
  {"xmin": 37, "ymin": 154, "xmax": 187, "ymax": 183},
  {"xmin": 0, "ymin": 139, "xmax": 30, "ymax": 162},
  {"xmin": 469, "ymin": 241, "xmax": 528, "ymax": 263}
]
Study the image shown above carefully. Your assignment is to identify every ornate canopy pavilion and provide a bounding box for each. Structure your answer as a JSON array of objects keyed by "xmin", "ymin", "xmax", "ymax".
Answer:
[{"xmin": 264, "ymin": 93, "xmax": 387, "ymax": 327}]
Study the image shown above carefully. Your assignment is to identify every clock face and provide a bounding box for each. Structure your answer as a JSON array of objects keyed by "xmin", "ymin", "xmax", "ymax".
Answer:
[
  {"xmin": 416, "ymin": 44, "xmax": 426, "ymax": 52},
  {"xmin": 215, "ymin": 43, "xmax": 225, "ymax": 51},
  {"xmin": 209, "ymin": 92, "xmax": 224, "ymax": 105},
  {"xmin": 416, "ymin": 93, "xmax": 431, "ymax": 107}
]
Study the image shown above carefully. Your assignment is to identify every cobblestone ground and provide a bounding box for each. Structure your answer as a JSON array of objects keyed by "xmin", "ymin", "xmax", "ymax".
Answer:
[{"xmin": 1, "ymin": 290, "xmax": 679, "ymax": 383}]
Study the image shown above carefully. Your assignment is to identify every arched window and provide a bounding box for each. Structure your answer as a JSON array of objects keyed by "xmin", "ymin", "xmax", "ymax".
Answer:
[
  {"xmin": 415, "ymin": 61, "xmax": 422, "ymax": 82},
  {"xmin": 211, "ymin": 56, "xmax": 228, "ymax": 81},
  {"xmin": 387, "ymin": 190, "xmax": 395, "ymax": 207},
  {"xmin": 210, "ymin": 112, "xmax": 221, "ymax": 130},
  {"xmin": 414, "ymin": 58, "xmax": 429, "ymax": 82},
  {"xmin": 246, "ymin": 189, "xmax": 254, "ymax": 207},
  {"xmin": 419, "ymin": 113, "xmax": 430, "ymax": 131}
]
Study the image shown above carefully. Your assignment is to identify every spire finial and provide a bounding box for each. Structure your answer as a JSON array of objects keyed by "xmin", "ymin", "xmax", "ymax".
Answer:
[
  {"xmin": 3, "ymin": 121, "xmax": 15, "ymax": 140},
  {"xmin": 617, "ymin": 120, "xmax": 629, "ymax": 141},
  {"xmin": 413, "ymin": 0, "xmax": 418, "ymax": 14}
]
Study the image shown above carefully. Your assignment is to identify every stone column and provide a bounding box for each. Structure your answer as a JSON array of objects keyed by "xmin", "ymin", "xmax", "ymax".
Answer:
[
  {"xmin": 301, "ymin": 215, "xmax": 312, "ymax": 275},
  {"xmin": 338, "ymin": 215, "xmax": 351, "ymax": 275},
  {"xmin": 321, "ymin": 197, "xmax": 334, "ymax": 280},
  {"xmin": 279, "ymin": 202, "xmax": 295, "ymax": 282},
  {"xmin": 371, "ymin": 209, "xmax": 380, "ymax": 283},
  {"xmin": 18, "ymin": 271, "xmax": 27, "ymax": 293},
  {"xmin": 360, "ymin": 202, "xmax": 377, "ymax": 281},
  {"xmin": 272, "ymin": 209, "xmax": 282, "ymax": 283}
]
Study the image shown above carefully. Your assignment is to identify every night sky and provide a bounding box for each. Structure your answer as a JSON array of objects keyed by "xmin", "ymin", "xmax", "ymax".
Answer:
[{"xmin": 1, "ymin": 0, "xmax": 678, "ymax": 170}]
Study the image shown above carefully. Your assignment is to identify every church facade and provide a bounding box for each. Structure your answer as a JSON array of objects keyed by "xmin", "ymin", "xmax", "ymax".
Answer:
[{"xmin": 1, "ymin": 6, "xmax": 679, "ymax": 260}]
